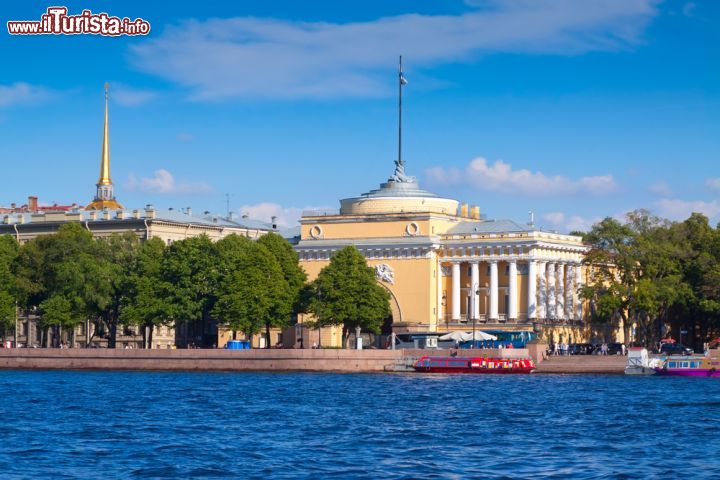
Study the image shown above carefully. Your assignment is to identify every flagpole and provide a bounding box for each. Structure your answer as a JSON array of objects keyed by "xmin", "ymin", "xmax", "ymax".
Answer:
[{"xmin": 398, "ymin": 55, "xmax": 403, "ymax": 169}]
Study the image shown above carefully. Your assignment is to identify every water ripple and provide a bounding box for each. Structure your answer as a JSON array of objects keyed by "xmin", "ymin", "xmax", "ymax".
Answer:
[{"xmin": 1, "ymin": 371, "xmax": 720, "ymax": 478}]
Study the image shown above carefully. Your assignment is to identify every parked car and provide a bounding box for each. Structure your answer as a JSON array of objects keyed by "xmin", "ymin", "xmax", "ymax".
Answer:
[{"xmin": 660, "ymin": 343, "xmax": 694, "ymax": 356}]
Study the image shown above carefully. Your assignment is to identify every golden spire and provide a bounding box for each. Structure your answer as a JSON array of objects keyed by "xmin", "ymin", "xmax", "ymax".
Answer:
[
  {"xmin": 98, "ymin": 82, "xmax": 111, "ymax": 186},
  {"xmin": 86, "ymin": 82, "xmax": 123, "ymax": 210}
]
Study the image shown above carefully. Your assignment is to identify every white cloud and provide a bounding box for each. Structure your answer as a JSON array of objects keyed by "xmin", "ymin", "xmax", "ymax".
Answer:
[
  {"xmin": 237, "ymin": 203, "xmax": 336, "ymax": 227},
  {"xmin": 130, "ymin": 0, "xmax": 657, "ymax": 99},
  {"xmin": 238, "ymin": 203, "xmax": 303, "ymax": 228},
  {"xmin": 542, "ymin": 211, "xmax": 601, "ymax": 233},
  {"xmin": 0, "ymin": 82, "xmax": 52, "ymax": 108},
  {"xmin": 110, "ymin": 83, "xmax": 157, "ymax": 106},
  {"xmin": 648, "ymin": 180, "xmax": 672, "ymax": 196},
  {"xmin": 565, "ymin": 215, "xmax": 602, "ymax": 232},
  {"xmin": 655, "ymin": 198, "xmax": 720, "ymax": 221},
  {"xmin": 126, "ymin": 169, "xmax": 213, "ymax": 194},
  {"xmin": 543, "ymin": 211, "xmax": 565, "ymax": 225},
  {"xmin": 426, "ymin": 157, "xmax": 617, "ymax": 196},
  {"xmin": 706, "ymin": 178, "xmax": 720, "ymax": 190}
]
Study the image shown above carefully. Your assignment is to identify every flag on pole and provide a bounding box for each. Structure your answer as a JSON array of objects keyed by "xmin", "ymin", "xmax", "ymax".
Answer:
[{"xmin": 400, "ymin": 73, "xmax": 407, "ymax": 85}]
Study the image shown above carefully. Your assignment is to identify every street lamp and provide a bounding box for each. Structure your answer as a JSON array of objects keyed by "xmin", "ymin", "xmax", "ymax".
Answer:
[
  {"xmin": 13, "ymin": 301, "xmax": 18, "ymax": 349},
  {"xmin": 441, "ymin": 293, "xmax": 447, "ymax": 329}
]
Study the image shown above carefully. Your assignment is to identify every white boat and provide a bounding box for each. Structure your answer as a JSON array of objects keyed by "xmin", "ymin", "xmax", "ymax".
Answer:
[{"xmin": 624, "ymin": 348, "xmax": 662, "ymax": 375}]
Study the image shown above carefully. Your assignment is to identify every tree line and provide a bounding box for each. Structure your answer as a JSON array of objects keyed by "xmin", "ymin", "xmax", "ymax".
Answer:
[
  {"xmin": 579, "ymin": 210, "xmax": 720, "ymax": 349},
  {"xmin": 0, "ymin": 223, "xmax": 390, "ymax": 348}
]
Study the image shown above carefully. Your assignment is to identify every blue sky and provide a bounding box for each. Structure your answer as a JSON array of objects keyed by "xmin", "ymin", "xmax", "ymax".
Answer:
[{"xmin": 1, "ymin": 0, "xmax": 718, "ymax": 231}]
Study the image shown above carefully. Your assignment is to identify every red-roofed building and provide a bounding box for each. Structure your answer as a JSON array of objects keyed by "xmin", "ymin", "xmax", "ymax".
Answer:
[{"xmin": 0, "ymin": 196, "xmax": 80, "ymax": 214}]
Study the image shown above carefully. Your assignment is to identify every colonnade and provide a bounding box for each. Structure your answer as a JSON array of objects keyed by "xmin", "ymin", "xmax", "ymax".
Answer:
[{"xmin": 441, "ymin": 259, "xmax": 583, "ymax": 323}]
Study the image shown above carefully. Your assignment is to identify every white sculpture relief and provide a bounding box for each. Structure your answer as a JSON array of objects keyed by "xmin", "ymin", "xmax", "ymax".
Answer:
[
  {"xmin": 405, "ymin": 222, "xmax": 420, "ymax": 236},
  {"xmin": 375, "ymin": 264, "xmax": 395, "ymax": 284}
]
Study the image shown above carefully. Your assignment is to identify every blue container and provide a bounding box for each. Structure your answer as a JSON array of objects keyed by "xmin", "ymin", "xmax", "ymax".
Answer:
[{"xmin": 226, "ymin": 340, "xmax": 251, "ymax": 350}]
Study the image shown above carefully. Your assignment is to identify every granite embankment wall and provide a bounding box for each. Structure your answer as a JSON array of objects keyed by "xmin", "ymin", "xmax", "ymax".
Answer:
[
  {"xmin": 0, "ymin": 348, "xmax": 528, "ymax": 373},
  {"xmin": 0, "ymin": 348, "xmax": 627, "ymax": 373},
  {"xmin": 0, "ymin": 348, "xmax": 400, "ymax": 372},
  {"xmin": 535, "ymin": 355, "xmax": 627, "ymax": 374}
]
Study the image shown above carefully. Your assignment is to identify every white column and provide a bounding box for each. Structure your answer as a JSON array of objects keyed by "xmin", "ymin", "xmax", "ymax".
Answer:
[
  {"xmin": 451, "ymin": 262, "xmax": 461, "ymax": 320},
  {"xmin": 470, "ymin": 261, "xmax": 480, "ymax": 319},
  {"xmin": 566, "ymin": 264, "xmax": 575, "ymax": 320},
  {"xmin": 547, "ymin": 262, "xmax": 556, "ymax": 320},
  {"xmin": 556, "ymin": 263, "xmax": 565, "ymax": 320},
  {"xmin": 508, "ymin": 260, "xmax": 518, "ymax": 321},
  {"xmin": 489, "ymin": 260, "xmax": 499, "ymax": 321},
  {"xmin": 537, "ymin": 262, "xmax": 546, "ymax": 320},
  {"xmin": 527, "ymin": 260, "xmax": 537, "ymax": 320},
  {"xmin": 437, "ymin": 262, "xmax": 444, "ymax": 323},
  {"xmin": 575, "ymin": 265, "xmax": 583, "ymax": 321}
]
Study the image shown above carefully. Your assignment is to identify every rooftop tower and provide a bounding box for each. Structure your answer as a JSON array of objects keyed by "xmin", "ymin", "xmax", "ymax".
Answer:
[
  {"xmin": 86, "ymin": 83, "xmax": 123, "ymax": 210},
  {"xmin": 339, "ymin": 57, "xmax": 458, "ymax": 216}
]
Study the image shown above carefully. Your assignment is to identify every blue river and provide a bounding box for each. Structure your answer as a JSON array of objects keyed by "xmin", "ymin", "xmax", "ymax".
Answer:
[{"xmin": 1, "ymin": 371, "xmax": 719, "ymax": 479}]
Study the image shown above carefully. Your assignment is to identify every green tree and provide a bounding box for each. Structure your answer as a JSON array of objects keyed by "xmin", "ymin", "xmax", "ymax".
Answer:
[
  {"xmin": 94, "ymin": 233, "xmax": 140, "ymax": 348},
  {"xmin": 257, "ymin": 232, "xmax": 307, "ymax": 345},
  {"xmin": 308, "ymin": 246, "xmax": 390, "ymax": 348},
  {"xmin": 213, "ymin": 235, "xmax": 291, "ymax": 347},
  {"xmin": 38, "ymin": 295, "xmax": 76, "ymax": 339},
  {"xmin": 11, "ymin": 223, "xmax": 129, "ymax": 347},
  {"xmin": 161, "ymin": 235, "xmax": 218, "ymax": 347},
  {"xmin": 31, "ymin": 224, "xmax": 99, "ymax": 346},
  {"xmin": 675, "ymin": 213, "xmax": 720, "ymax": 343},
  {"xmin": 581, "ymin": 217, "xmax": 636, "ymax": 342},
  {"xmin": 0, "ymin": 235, "xmax": 19, "ymax": 344},
  {"xmin": 257, "ymin": 232, "xmax": 307, "ymax": 309},
  {"xmin": 12, "ymin": 236, "xmax": 47, "ymax": 314},
  {"xmin": 582, "ymin": 210, "xmax": 694, "ymax": 347},
  {"xmin": 120, "ymin": 237, "xmax": 170, "ymax": 348}
]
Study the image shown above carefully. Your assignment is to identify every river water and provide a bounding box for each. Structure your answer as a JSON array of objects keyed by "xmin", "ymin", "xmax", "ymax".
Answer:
[{"xmin": 1, "ymin": 371, "xmax": 719, "ymax": 479}]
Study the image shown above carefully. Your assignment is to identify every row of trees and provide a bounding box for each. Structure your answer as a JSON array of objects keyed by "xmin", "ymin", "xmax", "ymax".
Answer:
[
  {"xmin": 579, "ymin": 210, "xmax": 720, "ymax": 348},
  {"xmin": 0, "ymin": 223, "xmax": 391, "ymax": 348}
]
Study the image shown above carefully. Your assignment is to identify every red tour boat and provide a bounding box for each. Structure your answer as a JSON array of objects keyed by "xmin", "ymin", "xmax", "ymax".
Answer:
[{"xmin": 413, "ymin": 356, "xmax": 536, "ymax": 374}]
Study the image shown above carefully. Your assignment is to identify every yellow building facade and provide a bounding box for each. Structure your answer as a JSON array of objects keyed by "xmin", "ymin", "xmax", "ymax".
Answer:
[{"xmin": 295, "ymin": 166, "xmax": 591, "ymax": 345}]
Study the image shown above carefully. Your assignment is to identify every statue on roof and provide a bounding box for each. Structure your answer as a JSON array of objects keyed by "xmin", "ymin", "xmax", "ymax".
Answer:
[{"xmin": 391, "ymin": 159, "xmax": 415, "ymax": 183}]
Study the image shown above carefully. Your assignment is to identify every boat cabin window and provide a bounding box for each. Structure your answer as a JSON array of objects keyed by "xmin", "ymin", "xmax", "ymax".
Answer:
[{"xmin": 668, "ymin": 362, "xmax": 677, "ymax": 368}]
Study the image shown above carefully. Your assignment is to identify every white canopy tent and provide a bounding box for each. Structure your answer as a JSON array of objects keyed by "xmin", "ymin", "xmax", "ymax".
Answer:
[{"xmin": 439, "ymin": 331, "xmax": 498, "ymax": 342}]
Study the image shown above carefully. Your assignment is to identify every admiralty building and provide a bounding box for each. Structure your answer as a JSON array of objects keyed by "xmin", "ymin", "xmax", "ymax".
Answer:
[{"xmin": 294, "ymin": 161, "xmax": 590, "ymax": 347}]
